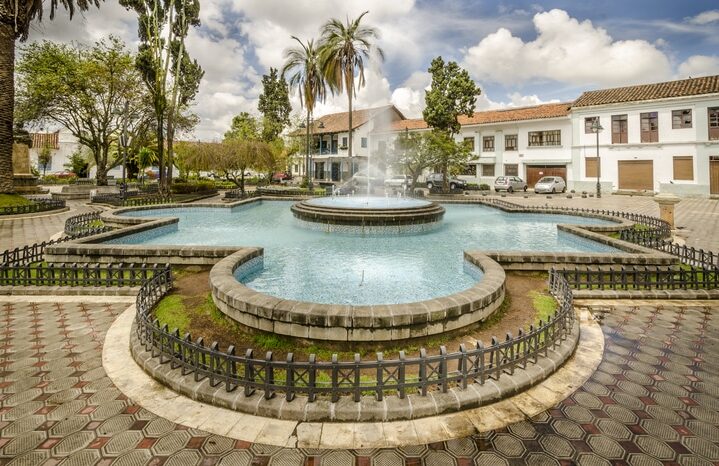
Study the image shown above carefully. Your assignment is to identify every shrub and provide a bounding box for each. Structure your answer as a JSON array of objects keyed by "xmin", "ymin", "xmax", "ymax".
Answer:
[
  {"xmin": 479, "ymin": 183, "xmax": 490, "ymax": 191},
  {"xmin": 170, "ymin": 181, "xmax": 217, "ymax": 194}
]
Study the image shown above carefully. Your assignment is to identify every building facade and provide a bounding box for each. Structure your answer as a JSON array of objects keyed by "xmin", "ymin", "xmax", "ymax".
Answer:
[{"xmin": 369, "ymin": 75, "xmax": 719, "ymax": 197}]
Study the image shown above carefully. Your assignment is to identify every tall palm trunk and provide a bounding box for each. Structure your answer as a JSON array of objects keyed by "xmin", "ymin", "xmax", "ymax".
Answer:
[
  {"xmin": 346, "ymin": 69, "xmax": 353, "ymax": 179},
  {"xmin": 0, "ymin": 22, "xmax": 16, "ymax": 193}
]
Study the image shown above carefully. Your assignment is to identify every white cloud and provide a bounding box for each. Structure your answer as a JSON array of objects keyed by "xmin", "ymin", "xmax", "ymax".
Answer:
[
  {"xmin": 686, "ymin": 10, "xmax": 719, "ymax": 25},
  {"xmin": 462, "ymin": 9, "xmax": 673, "ymax": 88},
  {"xmin": 677, "ymin": 55, "xmax": 719, "ymax": 78}
]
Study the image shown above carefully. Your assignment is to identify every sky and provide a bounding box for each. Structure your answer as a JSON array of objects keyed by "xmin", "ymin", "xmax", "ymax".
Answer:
[{"xmin": 25, "ymin": 0, "xmax": 719, "ymax": 140}]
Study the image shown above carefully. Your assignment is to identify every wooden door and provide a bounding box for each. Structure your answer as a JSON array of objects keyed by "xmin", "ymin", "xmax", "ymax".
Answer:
[
  {"xmin": 525, "ymin": 165, "xmax": 567, "ymax": 186},
  {"xmin": 618, "ymin": 160, "xmax": 654, "ymax": 191},
  {"xmin": 710, "ymin": 158, "xmax": 719, "ymax": 195}
]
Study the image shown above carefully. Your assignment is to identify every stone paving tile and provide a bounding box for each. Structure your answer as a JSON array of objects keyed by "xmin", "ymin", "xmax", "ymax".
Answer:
[
  {"xmin": 0, "ymin": 300, "xmax": 718, "ymax": 464},
  {"xmin": 0, "ymin": 200, "xmax": 101, "ymax": 251}
]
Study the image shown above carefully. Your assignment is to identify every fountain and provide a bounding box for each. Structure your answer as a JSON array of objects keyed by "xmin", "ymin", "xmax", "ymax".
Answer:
[{"xmin": 291, "ymin": 194, "xmax": 445, "ymax": 233}]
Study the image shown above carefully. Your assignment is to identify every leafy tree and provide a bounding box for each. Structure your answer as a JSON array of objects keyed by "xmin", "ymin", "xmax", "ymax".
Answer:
[
  {"xmin": 37, "ymin": 146, "xmax": 52, "ymax": 177},
  {"xmin": 0, "ymin": 0, "xmax": 101, "ymax": 193},
  {"xmin": 64, "ymin": 148, "xmax": 89, "ymax": 178},
  {"xmin": 134, "ymin": 147, "xmax": 157, "ymax": 184},
  {"xmin": 225, "ymin": 112, "xmax": 261, "ymax": 141},
  {"xmin": 119, "ymin": 0, "xmax": 204, "ymax": 191},
  {"xmin": 15, "ymin": 37, "xmax": 147, "ymax": 185},
  {"xmin": 391, "ymin": 130, "xmax": 437, "ymax": 190},
  {"xmin": 422, "ymin": 56, "xmax": 481, "ymax": 192},
  {"xmin": 426, "ymin": 131, "xmax": 472, "ymax": 183},
  {"xmin": 318, "ymin": 11, "xmax": 383, "ymax": 179},
  {"xmin": 258, "ymin": 68, "xmax": 292, "ymax": 142},
  {"xmin": 282, "ymin": 37, "xmax": 327, "ymax": 186}
]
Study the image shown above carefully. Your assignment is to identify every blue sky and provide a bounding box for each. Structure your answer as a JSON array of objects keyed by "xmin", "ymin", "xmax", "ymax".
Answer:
[{"xmin": 31, "ymin": 0, "xmax": 719, "ymax": 139}]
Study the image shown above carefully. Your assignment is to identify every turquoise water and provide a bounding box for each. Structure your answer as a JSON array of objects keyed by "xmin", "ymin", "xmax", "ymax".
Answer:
[{"xmin": 109, "ymin": 201, "xmax": 619, "ymax": 305}]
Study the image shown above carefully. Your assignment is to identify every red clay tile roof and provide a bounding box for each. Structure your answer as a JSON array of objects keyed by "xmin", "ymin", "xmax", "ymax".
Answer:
[
  {"xmin": 388, "ymin": 102, "xmax": 572, "ymax": 132},
  {"xmin": 573, "ymin": 75, "xmax": 719, "ymax": 107},
  {"xmin": 297, "ymin": 105, "xmax": 405, "ymax": 135},
  {"xmin": 30, "ymin": 132, "xmax": 60, "ymax": 150}
]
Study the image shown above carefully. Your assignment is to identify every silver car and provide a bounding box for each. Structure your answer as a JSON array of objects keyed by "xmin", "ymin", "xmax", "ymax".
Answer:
[
  {"xmin": 534, "ymin": 176, "xmax": 567, "ymax": 194},
  {"xmin": 494, "ymin": 176, "xmax": 527, "ymax": 193}
]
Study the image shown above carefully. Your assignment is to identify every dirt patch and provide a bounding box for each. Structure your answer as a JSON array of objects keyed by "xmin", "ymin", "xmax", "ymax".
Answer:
[{"xmin": 157, "ymin": 269, "xmax": 553, "ymax": 362}]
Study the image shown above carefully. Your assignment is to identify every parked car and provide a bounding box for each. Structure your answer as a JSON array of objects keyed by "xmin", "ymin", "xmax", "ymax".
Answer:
[
  {"xmin": 52, "ymin": 170, "xmax": 76, "ymax": 179},
  {"xmin": 494, "ymin": 176, "xmax": 527, "ymax": 192},
  {"xmin": 425, "ymin": 173, "xmax": 466, "ymax": 190},
  {"xmin": 272, "ymin": 172, "xmax": 292, "ymax": 183},
  {"xmin": 534, "ymin": 176, "xmax": 567, "ymax": 194},
  {"xmin": 384, "ymin": 175, "xmax": 412, "ymax": 189},
  {"xmin": 351, "ymin": 168, "xmax": 384, "ymax": 186}
]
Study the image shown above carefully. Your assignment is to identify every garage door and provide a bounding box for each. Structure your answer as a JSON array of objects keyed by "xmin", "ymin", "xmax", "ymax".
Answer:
[
  {"xmin": 618, "ymin": 160, "xmax": 654, "ymax": 191},
  {"xmin": 525, "ymin": 165, "xmax": 567, "ymax": 186}
]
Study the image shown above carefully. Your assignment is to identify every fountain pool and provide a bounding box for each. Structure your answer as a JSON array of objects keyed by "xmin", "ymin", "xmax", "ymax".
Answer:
[{"xmin": 107, "ymin": 201, "xmax": 620, "ymax": 305}]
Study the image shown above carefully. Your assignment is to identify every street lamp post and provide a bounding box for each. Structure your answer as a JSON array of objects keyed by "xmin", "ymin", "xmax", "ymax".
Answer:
[{"xmin": 591, "ymin": 118, "xmax": 603, "ymax": 199}]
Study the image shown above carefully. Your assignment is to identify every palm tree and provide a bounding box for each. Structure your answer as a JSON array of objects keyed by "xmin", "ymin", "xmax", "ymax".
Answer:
[
  {"xmin": 318, "ymin": 11, "xmax": 383, "ymax": 180},
  {"xmin": 281, "ymin": 37, "xmax": 326, "ymax": 188},
  {"xmin": 0, "ymin": 0, "xmax": 101, "ymax": 193}
]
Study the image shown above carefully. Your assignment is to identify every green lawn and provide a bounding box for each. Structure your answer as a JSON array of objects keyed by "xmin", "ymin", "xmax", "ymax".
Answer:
[{"xmin": 0, "ymin": 194, "xmax": 33, "ymax": 208}]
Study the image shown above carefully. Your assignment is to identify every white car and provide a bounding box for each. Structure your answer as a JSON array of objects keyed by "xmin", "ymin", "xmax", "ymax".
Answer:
[
  {"xmin": 534, "ymin": 176, "xmax": 567, "ymax": 194},
  {"xmin": 384, "ymin": 175, "xmax": 411, "ymax": 189}
]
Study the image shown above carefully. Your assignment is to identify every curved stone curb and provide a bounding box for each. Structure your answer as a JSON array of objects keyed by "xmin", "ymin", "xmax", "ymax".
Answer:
[
  {"xmin": 105, "ymin": 305, "xmax": 603, "ymax": 448},
  {"xmin": 0, "ymin": 206, "xmax": 70, "ymax": 221},
  {"xmin": 210, "ymin": 249, "xmax": 505, "ymax": 342}
]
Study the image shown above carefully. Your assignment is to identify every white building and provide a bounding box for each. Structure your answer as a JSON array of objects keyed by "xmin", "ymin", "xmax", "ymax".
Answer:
[
  {"xmin": 28, "ymin": 130, "xmax": 124, "ymax": 179},
  {"xmin": 366, "ymin": 75, "xmax": 718, "ymax": 197},
  {"xmin": 290, "ymin": 105, "xmax": 406, "ymax": 182}
]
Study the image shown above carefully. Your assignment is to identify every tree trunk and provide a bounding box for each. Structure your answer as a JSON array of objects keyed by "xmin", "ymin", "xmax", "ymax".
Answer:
[
  {"xmin": 166, "ymin": 117, "xmax": 174, "ymax": 185},
  {"xmin": 240, "ymin": 170, "xmax": 245, "ymax": 195},
  {"xmin": 96, "ymin": 147, "xmax": 108, "ymax": 186},
  {"xmin": 0, "ymin": 22, "xmax": 15, "ymax": 194},
  {"xmin": 305, "ymin": 110, "xmax": 310, "ymax": 187},
  {"xmin": 156, "ymin": 114, "xmax": 165, "ymax": 191},
  {"xmin": 442, "ymin": 162, "xmax": 449, "ymax": 193},
  {"xmin": 347, "ymin": 88, "xmax": 353, "ymax": 179}
]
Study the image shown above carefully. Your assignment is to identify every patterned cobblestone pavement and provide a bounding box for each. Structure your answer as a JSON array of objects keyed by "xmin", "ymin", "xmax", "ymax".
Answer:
[{"xmin": 1, "ymin": 300, "xmax": 718, "ymax": 465}]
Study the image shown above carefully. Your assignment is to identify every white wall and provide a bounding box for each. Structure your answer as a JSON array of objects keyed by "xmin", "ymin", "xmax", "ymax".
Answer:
[{"xmin": 570, "ymin": 95, "xmax": 719, "ymax": 195}]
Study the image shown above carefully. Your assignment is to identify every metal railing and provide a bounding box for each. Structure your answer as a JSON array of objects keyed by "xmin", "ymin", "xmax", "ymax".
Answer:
[
  {"xmin": 64, "ymin": 211, "xmax": 113, "ymax": 236},
  {"xmin": 1, "ymin": 229, "xmax": 110, "ymax": 267},
  {"xmin": 0, "ymin": 199, "xmax": 66, "ymax": 216},
  {"xmin": 134, "ymin": 268, "xmax": 576, "ymax": 402},
  {"xmin": 224, "ymin": 189, "xmax": 260, "ymax": 200},
  {"xmin": 552, "ymin": 265, "xmax": 719, "ymax": 291},
  {"xmin": 0, "ymin": 262, "xmax": 165, "ymax": 287}
]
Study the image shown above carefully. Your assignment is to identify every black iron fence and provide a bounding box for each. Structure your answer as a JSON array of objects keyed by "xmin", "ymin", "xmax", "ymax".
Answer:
[
  {"xmin": 0, "ymin": 199, "xmax": 66, "ymax": 216},
  {"xmin": 224, "ymin": 189, "xmax": 260, "ymax": 200},
  {"xmin": 1, "ymin": 229, "xmax": 109, "ymax": 267},
  {"xmin": 551, "ymin": 265, "xmax": 719, "ymax": 291},
  {"xmin": 64, "ymin": 211, "xmax": 112, "ymax": 236},
  {"xmin": 134, "ymin": 267, "xmax": 576, "ymax": 402},
  {"xmin": 0, "ymin": 262, "xmax": 165, "ymax": 287}
]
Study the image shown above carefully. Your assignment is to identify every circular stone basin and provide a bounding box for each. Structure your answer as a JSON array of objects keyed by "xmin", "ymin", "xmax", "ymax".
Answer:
[{"xmin": 291, "ymin": 196, "xmax": 445, "ymax": 230}]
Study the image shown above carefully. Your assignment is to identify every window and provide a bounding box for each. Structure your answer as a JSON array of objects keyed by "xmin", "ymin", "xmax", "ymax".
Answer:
[
  {"xmin": 481, "ymin": 164, "xmax": 495, "ymax": 177},
  {"xmin": 585, "ymin": 157, "xmax": 600, "ymax": 178},
  {"xmin": 504, "ymin": 164, "xmax": 518, "ymax": 176},
  {"xmin": 709, "ymin": 107, "xmax": 719, "ymax": 140},
  {"xmin": 460, "ymin": 164, "xmax": 476, "ymax": 176},
  {"xmin": 640, "ymin": 112, "xmax": 659, "ymax": 143},
  {"xmin": 360, "ymin": 137, "xmax": 367, "ymax": 148},
  {"xmin": 463, "ymin": 137, "xmax": 475, "ymax": 152},
  {"xmin": 672, "ymin": 109, "xmax": 692, "ymax": 129},
  {"xmin": 314, "ymin": 162, "xmax": 325, "ymax": 180},
  {"xmin": 504, "ymin": 134, "xmax": 518, "ymax": 151},
  {"xmin": 482, "ymin": 136, "xmax": 495, "ymax": 152},
  {"xmin": 341, "ymin": 137, "xmax": 348, "ymax": 147},
  {"xmin": 611, "ymin": 114, "xmax": 628, "ymax": 144},
  {"xmin": 585, "ymin": 117, "xmax": 599, "ymax": 134},
  {"xmin": 673, "ymin": 156, "xmax": 694, "ymax": 180},
  {"xmin": 293, "ymin": 164, "xmax": 298, "ymax": 173},
  {"xmin": 528, "ymin": 130, "xmax": 561, "ymax": 147}
]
